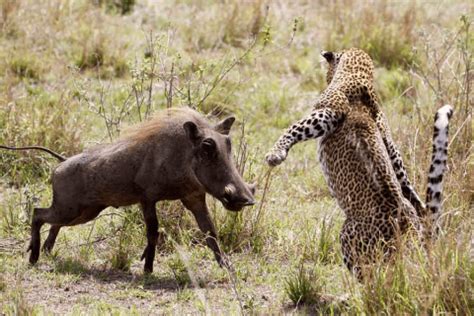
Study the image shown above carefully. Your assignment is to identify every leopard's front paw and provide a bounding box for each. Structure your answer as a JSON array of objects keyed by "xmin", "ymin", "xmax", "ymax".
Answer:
[{"xmin": 265, "ymin": 149, "xmax": 287, "ymax": 167}]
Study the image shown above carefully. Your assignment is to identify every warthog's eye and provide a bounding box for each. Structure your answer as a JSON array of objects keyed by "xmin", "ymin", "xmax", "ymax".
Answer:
[{"xmin": 200, "ymin": 138, "xmax": 217, "ymax": 159}]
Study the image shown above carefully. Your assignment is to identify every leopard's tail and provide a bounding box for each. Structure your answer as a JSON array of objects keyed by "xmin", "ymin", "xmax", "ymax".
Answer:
[{"xmin": 425, "ymin": 105, "xmax": 453, "ymax": 229}]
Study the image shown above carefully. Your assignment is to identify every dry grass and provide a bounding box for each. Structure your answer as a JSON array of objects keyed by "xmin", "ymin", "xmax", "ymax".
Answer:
[{"xmin": 0, "ymin": 0, "xmax": 472, "ymax": 314}]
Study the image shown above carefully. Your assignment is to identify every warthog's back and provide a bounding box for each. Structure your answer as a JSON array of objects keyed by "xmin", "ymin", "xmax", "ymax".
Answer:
[{"xmin": 52, "ymin": 108, "xmax": 210, "ymax": 207}]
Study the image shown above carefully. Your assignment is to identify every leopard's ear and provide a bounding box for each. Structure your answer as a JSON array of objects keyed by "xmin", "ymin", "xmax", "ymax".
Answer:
[{"xmin": 321, "ymin": 51, "xmax": 334, "ymax": 62}]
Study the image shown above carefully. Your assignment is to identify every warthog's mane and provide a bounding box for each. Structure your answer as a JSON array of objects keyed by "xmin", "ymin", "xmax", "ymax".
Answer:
[{"xmin": 121, "ymin": 107, "xmax": 206, "ymax": 143}]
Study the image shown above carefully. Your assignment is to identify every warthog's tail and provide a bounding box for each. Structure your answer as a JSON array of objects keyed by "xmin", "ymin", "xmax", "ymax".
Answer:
[
  {"xmin": 425, "ymin": 104, "xmax": 453, "ymax": 233},
  {"xmin": 0, "ymin": 145, "xmax": 66, "ymax": 162}
]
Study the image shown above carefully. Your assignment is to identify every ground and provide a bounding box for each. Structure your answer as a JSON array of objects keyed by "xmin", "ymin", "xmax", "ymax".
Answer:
[{"xmin": 0, "ymin": 0, "xmax": 472, "ymax": 314}]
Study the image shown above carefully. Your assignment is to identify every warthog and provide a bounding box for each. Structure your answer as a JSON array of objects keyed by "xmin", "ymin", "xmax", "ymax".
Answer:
[{"xmin": 0, "ymin": 108, "xmax": 255, "ymax": 273}]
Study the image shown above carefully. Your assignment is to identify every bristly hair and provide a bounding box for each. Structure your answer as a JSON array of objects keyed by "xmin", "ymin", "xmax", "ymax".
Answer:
[{"xmin": 121, "ymin": 107, "xmax": 205, "ymax": 143}]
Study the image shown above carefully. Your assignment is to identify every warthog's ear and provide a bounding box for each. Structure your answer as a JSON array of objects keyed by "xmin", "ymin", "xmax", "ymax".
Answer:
[
  {"xmin": 215, "ymin": 116, "xmax": 235, "ymax": 135},
  {"xmin": 321, "ymin": 50, "xmax": 334, "ymax": 62},
  {"xmin": 183, "ymin": 121, "xmax": 203, "ymax": 145}
]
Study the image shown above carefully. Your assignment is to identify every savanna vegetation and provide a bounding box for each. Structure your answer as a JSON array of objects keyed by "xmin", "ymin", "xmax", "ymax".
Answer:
[{"xmin": 0, "ymin": 0, "xmax": 472, "ymax": 314}]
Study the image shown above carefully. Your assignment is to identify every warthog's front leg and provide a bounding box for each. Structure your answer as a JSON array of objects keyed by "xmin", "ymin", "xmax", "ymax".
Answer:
[
  {"xmin": 181, "ymin": 194, "xmax": 228, "ymax": 268},
  {"xmin": 42, "ymin": 225, "xmax": 61, "ymax": 253},
  {"xmin": 140, "ymin": 200, "xmax": 159, "ymax": 273}
]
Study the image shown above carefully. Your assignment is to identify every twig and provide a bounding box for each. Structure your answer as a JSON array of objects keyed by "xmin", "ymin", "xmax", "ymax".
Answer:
[
  {"xmin": 166, "ymin": 62, "xmax": 174, "ymax": 109},
  {"xmin": 448, "ymin": 114, "xmax": 472, "ymax": 148},
  {"xmin": 251, "ymin": 167, "xmax": 274, "ymax": 235},
  {"xmin": 224, "ymin": 257, "xmax": 245, "ymax": 315},
  {"xmin": 196, "ymin": 37, "xmax": 259, "ymax": 109}
]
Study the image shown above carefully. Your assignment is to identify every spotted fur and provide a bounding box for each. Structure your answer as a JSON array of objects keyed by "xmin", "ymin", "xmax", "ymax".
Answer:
[
  {"xmin": 265, "ymin": 90, "xmax": 349, "ymax": 166},
  {"xmin": 425, "ymin": 105, "xmax": 453, "ymax": 233},
  {"xmin": 267, "ymin": 101, "xmax": 453, "ymax": 278},
  {"xmin": 266, "ymin": 48, "xmax": 453, "ymax": 278},
  {"xmin": 321, "ymin": 48, "xmax": 425, "ymax": 214}
]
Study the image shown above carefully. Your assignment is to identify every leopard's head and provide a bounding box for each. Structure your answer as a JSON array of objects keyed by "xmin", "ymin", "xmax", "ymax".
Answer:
[
  {"xmin": 321, "ymin": 48, "xmax": 374, "ymax": 84},
  {"xmin": 321, "ymin": 50, "xmax": 343, "ymax": 85}
]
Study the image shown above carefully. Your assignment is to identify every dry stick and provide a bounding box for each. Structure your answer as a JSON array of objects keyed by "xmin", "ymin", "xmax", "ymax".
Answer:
[
  {"xmin": 147, "ymin": 53, "xmax": 156, "ymax": 120},
  {"xmin": 84, "ymin": 219, "xmax": 97, "ymax": 256},
  {"xmin": 75, "ymin": 227, "xmax": 123, "ymax": 248},
  {"xmin": 448, "ymin": 114, "xmax": 472, "ymax": 148},
  {"xmin": 34, "ymin": 212, "xmax": 123, "ymax": 247},
  {"xmin": 133, "ymin": 80, "xmax": 143, "ymax": 122},
  {"xmin": 17, "ymin": 225, "xmax": 123, "ymax": 253},
  {"xmin": 254, "ymin": 15, "xmax": 298, "ymax": 59},
  {"xmin": 195, "ymin": 38, "xmax": 258, "ymax": 109},
  {"xmin": 224, "ymin": 256, "xmax": 245, "ymax": 316},
  {"xmin": 252, "ymin": 167, "xmax": 274, "ymax": 236},
  {"xmin": 166, "ymin": 62, "xmax": 174, "ymax": 109},
  {"xmin": 194, "ymin": 7, "xmax": 269, "ymax": 109},
  {"xmin": 194, "ymin": 6, "xmax": 296, "ymax": 110},
  {"xmin": 173, "ymin": 244, "xmax": 211, "ymax": 314},
  {"xmin": 186, "ymin": 147, "xmax": 266, "ymax": 315},
  {"xmin": 411, "ymin": 127, "xmax": 420, "ymax": 188}
]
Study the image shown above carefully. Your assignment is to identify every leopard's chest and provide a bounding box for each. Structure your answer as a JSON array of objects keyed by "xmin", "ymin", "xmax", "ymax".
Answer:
[{"xmin": 317, "ymin": 135, "xmax": 342, "ymax": 199}]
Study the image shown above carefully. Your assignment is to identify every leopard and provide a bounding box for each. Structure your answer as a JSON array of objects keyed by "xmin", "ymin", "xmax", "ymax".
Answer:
[
  {"xmin": 320, "ymin": 47, "xmax": 426, "ymax": 215},
  {"xmin": 265, "ymin": 47, "xmax": 453, "ymax": 278},
  {"xmin": 267, "ymin": 48, "xmax": 426, "ymax": 215}
]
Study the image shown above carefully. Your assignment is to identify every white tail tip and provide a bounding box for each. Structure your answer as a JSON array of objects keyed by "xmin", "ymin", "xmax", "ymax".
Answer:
[{"xmin": 435, "ymin": 105, "xmax": 453, "ymax": 130}]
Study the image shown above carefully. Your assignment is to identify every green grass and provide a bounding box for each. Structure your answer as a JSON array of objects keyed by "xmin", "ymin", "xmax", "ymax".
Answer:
[
  {"xmin": 285, "ymin": 265, "xmax": 322, "ymax": 306},
  {"xmin": 0, "ymin": 0, "xmax": 472, "ymax": 314}
]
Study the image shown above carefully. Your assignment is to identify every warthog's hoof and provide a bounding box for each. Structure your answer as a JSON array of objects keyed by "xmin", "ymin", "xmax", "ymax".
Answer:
[
  {"xmin": 42, "ymin": 244, "xmax": 53, "ymax": 254},
  {"xmin": 217, "ymin": 255, "xmax": 234, "ymax": 272},
  {"xmin": 143, "ymin": 265, "xmax": 153, "ymax": 274},
  {"xmin": 141, "ymin": 246, "xmax": 155, "ymax": 273},
  {"xmin": 27, "ymin": 244, "xmax": 40, "ymax": 265}
]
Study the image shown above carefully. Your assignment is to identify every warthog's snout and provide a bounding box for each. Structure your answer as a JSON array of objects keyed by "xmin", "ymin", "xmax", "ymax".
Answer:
[
  {"xmin": 241, "ymin": 199, "xmax": 256, "ymax": 206},
  {"xmin": 221, "ymin": 183, "xmax": 256, "ymax": 211}
]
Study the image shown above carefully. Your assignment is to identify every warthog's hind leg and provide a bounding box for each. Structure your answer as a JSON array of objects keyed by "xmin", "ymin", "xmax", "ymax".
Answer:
[
  {"xmin": 140, "ymin": 200, "xmax": 159, "ymax": 273},
  {"xmin": 28, "ymin": 207, "xmax": 51, "ymax": 264}
]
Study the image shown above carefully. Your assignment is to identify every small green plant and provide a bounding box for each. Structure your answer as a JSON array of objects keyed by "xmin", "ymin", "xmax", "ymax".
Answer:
[
  {"xmin": 99, "ymin": 0, "xmax": 136, "ymax": 15},
  {"xmin": 0, "ymin": 276, "xmax": 6, "ymax": 292},
  {"xmin": 176, "ymin": 288, "xmax": 195, "ymax": 302},
  {"xmin": 8, "ymin": 56, "xmax": 40, "ymax": 79},
  {"xmin": 109, "ymin": 208, "xmax": 141, "ymax": 272},
  {"xmin": 53, "ymin": 257, "xmax": 88, "ymax": 275},
  {"xmin": 112, "ymin": 57, "xmax": 129, "ymax": 78},
  {"xmin": 75, "ymin": 46, "xmax": 105, "ymax": 70},
  {"xmin": 316, "ymin": 216, "xmax": 338, "ymax": 264},
  {"xmin": 168, "ymin": 256, "xmax": 191, "ymax": 288},
  {"xmin": 285, "ymin": 265, "xmax": 322, "ymax": 306},
  {"xmin": 2, "ymin": 290, "xmax": 34, "ymax": 315},
  {"xmin": 111, "ymin": 247, "xmax": 131, "ymax": 272}
]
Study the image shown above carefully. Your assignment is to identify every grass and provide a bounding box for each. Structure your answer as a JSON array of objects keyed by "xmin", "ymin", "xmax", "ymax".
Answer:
[
  {"xmin": 0, "ymin": 0, "xmax": 472, "ymax": 314},
  {"xmin": 285, "ymin": 265, "xmax": 322, "ymax": 306}
]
